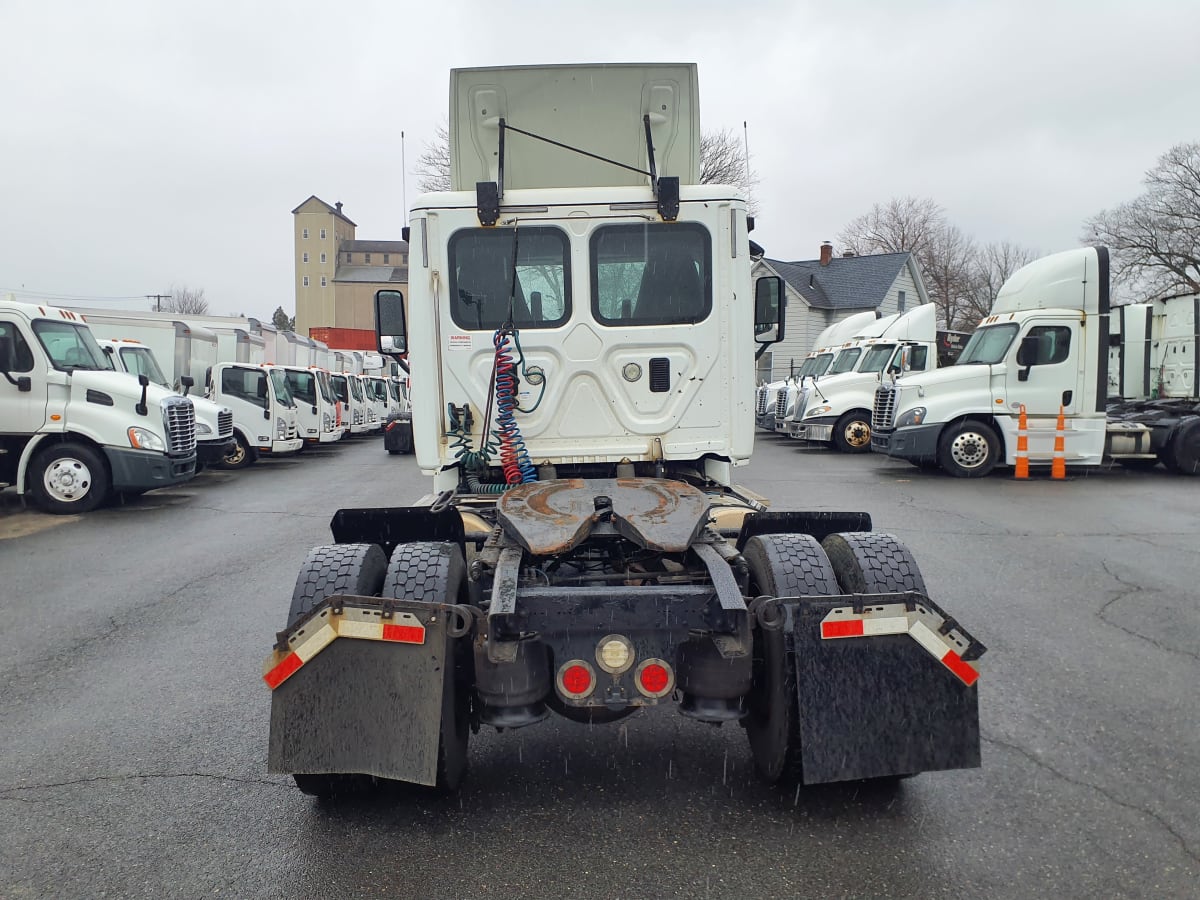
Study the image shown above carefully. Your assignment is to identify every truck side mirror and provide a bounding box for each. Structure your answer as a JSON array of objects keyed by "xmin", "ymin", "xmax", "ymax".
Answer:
[
  {"xmin": 1016, "ymin": 335, "xmax": 1037, "ymax": 381},
  {"xmin": 375, "ymin": 290, "xmax": 408, "ymax": 362},
  {"xmin": 754, "ymin": 276, "xmax": 785, "ymax": 345},
  {"xmin": 180, "ymin": 374, "xmax": 194, "ymax": 396},
  {"xmin": 0, "ymin": 334, "xmax": 32, "ymax": 392}
]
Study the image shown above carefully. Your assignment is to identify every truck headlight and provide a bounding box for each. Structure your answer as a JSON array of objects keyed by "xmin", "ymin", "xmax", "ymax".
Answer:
[
  {"xmin": 195, "ymin": 421, "xmax": 213, "ymax": 436},
  {"xmin": 276, "ymin": 418, "xmax": 287, "ymax": 439},
  {"xmin": 805, "ymin": 405, "xmax": 832, "ymax": 418},
  {"xmin": 128, "ymin": 427, "xmax": 165, "ymax": 452},
  {"xmin": 322, "ymin": 413, "xmax": 332, "ymax": 430},
  {"xmin": 896, "ymin": 407, "xmax": 927, "ymax": 427}
]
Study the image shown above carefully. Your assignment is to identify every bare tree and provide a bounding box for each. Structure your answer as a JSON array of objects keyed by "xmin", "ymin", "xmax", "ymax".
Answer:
[
  {"xmin": 921, "ymin": 225, "xmax": 979, "ymax": 330},
  {"xmin": 960, "ymin": 241, "xmax": 1040, "ymax": 329},
  {"xmin": 1083, "ymin": 141, "xmax": 1200, "ymax": 295},
  {"xmin": 837, "ymin": 197, "xmax": 946, "ymax": 258},
  {"xmin": 414, "ymin": 123, "xmax": 759, "ymax": 211},
  {"xmin": 415, "ymin": 124, "xmax": 452, "ymax": 193},
  {"xmin": 699, "ymin": 128, "xmax": 759, "ymax": 214},
  {"xmin": 160, "ymin": 285, "xmax": 209, "ymax": 315}
]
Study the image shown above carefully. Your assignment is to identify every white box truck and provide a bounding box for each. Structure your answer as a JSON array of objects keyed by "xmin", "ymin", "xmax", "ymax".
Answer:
[
  {"xmin": 208, "ymin": 362, "xmax": 303, "ymax": 467},
  {"xmin": 1, "ymin": 298, "xmax": 196, "ymax": 512}
]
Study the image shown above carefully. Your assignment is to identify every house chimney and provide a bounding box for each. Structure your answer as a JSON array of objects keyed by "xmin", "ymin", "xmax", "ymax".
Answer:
[
  {"xmin": 335, "ymin": 201, "xmax": 343, "ymax": 214},
  {"xmin": 819, "ymin": 241, "xmax": 833, "ymax": 266}
]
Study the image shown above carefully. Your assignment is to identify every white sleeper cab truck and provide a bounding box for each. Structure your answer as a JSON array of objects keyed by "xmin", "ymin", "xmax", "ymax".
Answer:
[
  {"xmin": 872, "ymin": 246, "xmax": 1200, "ymax": 476},
  {"xmin": 263, "ymin": 64, "xmax": 985, "ymax": 801},
  {"xmin": 99, "ymin": 338, "xmax": 235, "ymax": 469},
  {"xmin": 208, "ymin": 362, "xmax": 303, "ymax": 468},
  {"xmin": 0, "ymin": 298, "xmax": 196, "ymax": 513},
  {"xmin": 281, "ymin": 365, "xmax": 345, "ymax": 446}
]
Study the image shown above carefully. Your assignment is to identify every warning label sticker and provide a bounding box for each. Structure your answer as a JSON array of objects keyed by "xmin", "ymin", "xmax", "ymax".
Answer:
[{"xmin": 448, "ymin": 334, "xmax": 473, "ymax": 351}]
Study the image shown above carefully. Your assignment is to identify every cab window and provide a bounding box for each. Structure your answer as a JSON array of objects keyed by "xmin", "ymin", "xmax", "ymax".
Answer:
[
  {"xmin": 1018, "ymin": 326, "xmax": 1072, "ymax": 366},
  {"xmin": 591, "ymin": 223, "xmax": 711, "ymax": 326},
  {"xmin": 221, "ymin": 367, "xmax": 268, "ymax": 409},
  {"xmin": 448, "ymin": 227, "xmax": 570, "ymax": 331},
  {"xmin": 0, "ymin": 321, "xmax": 35, "ymax": 372}
]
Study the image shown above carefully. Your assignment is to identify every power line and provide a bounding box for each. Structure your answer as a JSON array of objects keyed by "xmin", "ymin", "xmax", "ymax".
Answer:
[{"xmin": 0, "ymin": 286, "xmax": 152, "ymax": 303}]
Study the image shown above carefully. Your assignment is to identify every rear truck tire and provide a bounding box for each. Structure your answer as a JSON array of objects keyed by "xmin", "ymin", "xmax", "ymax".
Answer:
[
  {"xmin": 29, "ymin": 442, "xmax": 110, "ymax": 514},
  {"xmin": 381, "ymin": 542, "xmax": 472, "ymax": 792},
  {"xmin": 742, "ymin": 533, "xmax": 840, "ymax": 785},
  {"xmin": 821, "ymin": 532, "xmax": 926, "ymax": 785},
  {"xmin": 218, "ymin": 431, "xmax": 258, "ymax": 470},
  {"xmin": 1165, "ymin": 418, "xmax": 1200, "ymax": 475},
  {"xmin": 285, "ymin": 543, "xmax": 388, "ymax": 799},
  {"xmin": 937, "ymin": 419, "xmax": 1001, "ymax": 478},
  {"xmin": 832, "ymin": 410, "xmax": 873, "ymax": 454}
]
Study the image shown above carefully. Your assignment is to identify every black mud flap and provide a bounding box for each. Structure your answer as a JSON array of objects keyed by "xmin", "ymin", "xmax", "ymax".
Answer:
[
  {"xmin": 267, "ymin": 598, "xmax": 458, "ymax": 787},
  {"xmin": 790, "ymin": 596, "xmax": 982, "ymax": 784}
]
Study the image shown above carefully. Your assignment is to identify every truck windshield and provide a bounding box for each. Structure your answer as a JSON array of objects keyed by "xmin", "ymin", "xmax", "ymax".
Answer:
[
  {"xmin": 591, "ymin": 222, "xmax": 711, "ymax": 326},
  {"xmin": 33, "ymin": 321, "xmax": 112, "ymax": 372},
  {"xmin": 349, "ymin": 377, "xmax": 363, "ymax": 402},
  {"xmin": 858, "ymin": 343, "xmax": 898, "ymax": 373},
  {"xmin": 270, "ymin": 370, "xmax": 295, "ymax": 406},
  {"xmin": 957, "ymin": 324, "xmax": 1019, "ymax": 365},
  {"xmin": 448, "ymin": 226, "xmax": 570, "ymax": 331},
  {"xmin": 811, "ymin": 353, "xmax": 834, "ymax": 376},
  {"xmin": 119, "ymin": 347, "xmax": 170, "ymax": 388},
  {"xmin": 285, "ymin": 370, "xmax": 316, "ymax": 405},
  {"xmin": 829, "ymin": 347, "xmax": 862, "ymax": 375}
]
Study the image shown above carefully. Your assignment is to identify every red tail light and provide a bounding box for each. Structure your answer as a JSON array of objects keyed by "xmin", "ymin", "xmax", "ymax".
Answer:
[
  {"xmin": 635, "ymin": 659, "xmax": 674, "ymax": 698},
  {"xmin": 557, "ymin": 660, "xmax": 596, "ymax": 699}
]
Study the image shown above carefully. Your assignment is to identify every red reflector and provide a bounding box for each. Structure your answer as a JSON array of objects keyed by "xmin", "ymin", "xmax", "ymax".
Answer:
[
  {"xmin": 382, "ymin": 623, "xmax": 425, "ymax": 644},
  {"xmin": 822, "ymin": 619, "xmax": 865, "ymax": 639},
  {"xmin": 639, "ymin": 663, "xmax": 669, "ymax": 694},
  {"xmin": 264, "ymin": 652, "xmax": 302, "ymax": 689},
  {"xmin": 941, "ymin": 650, "xmax": 979, "ymax": 686},
  {"xmin": 562, "ymin": 664, "xmax": 592, "ymax": 695}
]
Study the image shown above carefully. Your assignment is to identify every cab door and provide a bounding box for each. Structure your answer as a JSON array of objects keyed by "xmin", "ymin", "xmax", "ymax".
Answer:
[
  {"xmin": 0, "ymin": 319, "xmax": 48, "ymax": 435},
  {"xmin": 1003, "ymin": 316, "xmax": 1085, "ymax": 457}
]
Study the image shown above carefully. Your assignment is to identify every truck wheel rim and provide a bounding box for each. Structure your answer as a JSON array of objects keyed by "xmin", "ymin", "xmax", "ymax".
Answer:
[
  {"xmin": 44, "ymin": 457, "xmax": 93, "ymax": 502},
  {"xmin": 844, "ymin": 421, "xmax": 871, "ymax": 448},
  {"xmin": 950, "ymin": 432, "xmax": 988, "ymax": 468},
  {"xmin": 226, "ymin": 442, "xmax": 245, "ymax": 465}
]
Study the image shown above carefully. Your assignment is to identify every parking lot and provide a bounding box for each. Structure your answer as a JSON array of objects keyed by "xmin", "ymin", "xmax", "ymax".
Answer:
[{"xmin": 1, "ymin": 434, "xmax": 1196, "ymax": 899}]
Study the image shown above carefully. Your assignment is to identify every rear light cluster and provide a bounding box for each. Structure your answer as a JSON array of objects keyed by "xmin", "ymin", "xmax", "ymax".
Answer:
[{"xmin": 555, "ymin": 634, "xmax": 675, "ymax": 701}]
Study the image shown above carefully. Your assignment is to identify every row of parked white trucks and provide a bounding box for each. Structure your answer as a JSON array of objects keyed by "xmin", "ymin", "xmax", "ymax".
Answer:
[
  {"xmin": 759, "ymin": 246, "xmax": 1199, "ymax": 477},
  {"xmin": 0, "ymin": 298, "xmax": 411, "ymax": 513}
]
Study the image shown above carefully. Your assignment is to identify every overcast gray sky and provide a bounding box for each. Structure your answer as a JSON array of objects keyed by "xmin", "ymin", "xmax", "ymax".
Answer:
[{"xmin": 3, "ymin": 0, "xmax": 1197, "ymax": 319}]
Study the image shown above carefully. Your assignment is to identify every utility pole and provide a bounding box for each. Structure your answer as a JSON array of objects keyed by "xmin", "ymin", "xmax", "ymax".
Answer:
[
  {"xmin": 146, "ymin": 293, "xmax": 170, "ymax": 312},
  {"xmin": 401, "ymin": 130, "xmax": 408, "ymax": 224}
]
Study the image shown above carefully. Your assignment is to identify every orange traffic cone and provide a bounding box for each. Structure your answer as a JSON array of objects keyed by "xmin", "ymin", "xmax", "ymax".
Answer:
[
  {"xmin": 1051, "ymin": 405, "xmax": 1067, "ymax": 480},
  {"xmin": 1014, "ymin": 404, "xmax": 1029, "ymax": 479}
]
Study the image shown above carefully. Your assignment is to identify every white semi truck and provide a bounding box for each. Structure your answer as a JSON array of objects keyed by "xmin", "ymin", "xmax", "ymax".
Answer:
[
  {"xmin": 264, "ymin": 64, "xmax": 984, "ymax": 799},
  {"xmin": 871, "ymin": 246, "xmax": 1200, "ymax": 476},
  {"xmin": 785, "ymin": 304, "xmax": 968, "ymax": 452},
  {"xmin": 98, "ymin": 339, "xmax": 235, "ymax": 469},
  {"xmin": 0, "ymin": 298, "xmax": 197, "ymax": 513}
]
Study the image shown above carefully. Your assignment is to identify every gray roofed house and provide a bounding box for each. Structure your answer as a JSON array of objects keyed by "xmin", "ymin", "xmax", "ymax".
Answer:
[
  {"xmin": 752, "ymin": 243, "xmax": 931, "ymax": 381},
  {"xmin": 333, "ymin": 265, "xmax": 408, "ymax": 284}
]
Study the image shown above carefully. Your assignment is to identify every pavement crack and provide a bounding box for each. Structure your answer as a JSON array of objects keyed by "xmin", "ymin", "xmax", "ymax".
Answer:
[
  {"xmin": 983, "ymin": 732, "xmax": 1198, "ymax": 865},
  {"xmin": 0, "ymin": 772, "xmax": 291, "ymax": 799},
  {"xmin": 1097, "ymin": 561, "xmax": 1199, "ymax": 662}
]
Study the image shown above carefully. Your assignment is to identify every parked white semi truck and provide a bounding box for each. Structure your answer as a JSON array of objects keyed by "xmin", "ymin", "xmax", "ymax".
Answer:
[
  {"xmin": 871, "ymin": 246, "xmax": 1200, "ymax": 476},
  {"xmin": 264, "ymin": 63, "xmax": 984, "ymax": 800},
  {"xmin": 754, "ymin": 310, "xmax": 879, "ymax": 432},
  {"xmin": 98, "ymin": 339, "xmax": 235, "ymax": 469},
  {"xmin": 0, "ymin": 298, "xmax": 196, "ymax": 513},
  {"xmin": 207, "ymin": 362, "xmax": 303, "ymax": 468},
  {"xmin": 785, "ymin": 304, "xmax": 968, "ymax": 452}
]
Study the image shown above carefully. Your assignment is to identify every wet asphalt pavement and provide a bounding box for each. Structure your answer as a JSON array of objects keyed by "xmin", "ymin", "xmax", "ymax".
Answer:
[{"xmin": 0, "ymin": 435, "xmax": 1197, "ymax": 899}]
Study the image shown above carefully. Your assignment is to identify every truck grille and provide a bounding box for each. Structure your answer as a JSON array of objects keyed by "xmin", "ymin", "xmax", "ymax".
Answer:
[
  {"xmin": 755, "ymin": 386, "xmax": 769, "ymax": 417},
  {"xmin": 873, "ymin": 384, "xmax": 897, "ymax": 430},
  {"xmin": 163, "ymin": 397, "xmax": 197, "ymax": 457},
  {"xmin": 774, "ymin": 388, "xmax": 788, "ymax": 420},
  {"xmin": 217, "ymin": 409, "xmax": 233, "ymax": 439},
  {"xmin": 793, "ymin": 387, "xmax": 809, "ymax": 422}
]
